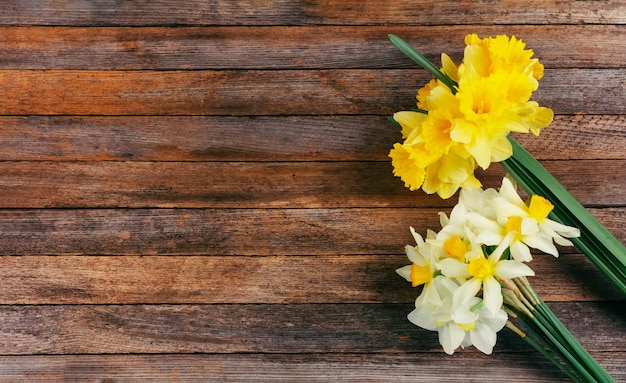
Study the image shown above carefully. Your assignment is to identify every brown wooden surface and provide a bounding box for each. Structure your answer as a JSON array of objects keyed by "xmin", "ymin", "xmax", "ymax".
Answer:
[{"xmin": 0, "ymin": 1, "xmax": 624, "ymax": 381}]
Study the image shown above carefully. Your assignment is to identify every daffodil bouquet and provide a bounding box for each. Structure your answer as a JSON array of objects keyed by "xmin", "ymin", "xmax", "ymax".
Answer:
[
  {"xmin": 397, "ymin": 177, "xmax": 612, "ymax": 382},
  {"xmin": 387, "ymin": 34, "xmax": 625, "ymax": 381}
]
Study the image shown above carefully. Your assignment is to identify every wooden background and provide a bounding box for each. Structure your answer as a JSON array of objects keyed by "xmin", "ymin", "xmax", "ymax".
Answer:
[{"xmin": 0, "ymin": 1, "xmax": 625, "ymax": 381}]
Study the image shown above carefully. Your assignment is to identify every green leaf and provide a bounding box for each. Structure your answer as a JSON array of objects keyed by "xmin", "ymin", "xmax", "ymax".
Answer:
[{"xmin": 388, "ymin": 34, "xmax": 458, "ymax": 94}]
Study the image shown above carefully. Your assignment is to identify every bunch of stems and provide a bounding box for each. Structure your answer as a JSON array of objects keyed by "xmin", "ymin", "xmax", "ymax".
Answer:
[{"xmin": 504, "ymin": 277, "xmax": 615, "ymax": 383}]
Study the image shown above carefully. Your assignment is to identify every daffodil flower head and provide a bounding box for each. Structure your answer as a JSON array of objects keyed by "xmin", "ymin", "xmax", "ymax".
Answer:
[
  {"xmin": 397, "ymin": 227, "xmax": 444, "ymax": 306},
  {"xmin": 437, "ymin": 234, "xmax": 535, "ymax": 316},
  {"xmin": 421, "ymin": 148, "xmax": 482, "ymax": 199},
  {"xmin": 493, "ymin": 178, "xmax": 581, "ymax": 258},
  {"xmin": 429, "ymin": 203, "xmax": 477, "ymax": 263},
  {"xmin": 458, "ymin": 183, "xmax": 499, "ymax": 220},
  {"xmin": 408, "ymin": 277, "xmax": 507, "ymax": 355},
  {"xmin": 458, "ymin": 298, "xmax": 508, "ymax": 355}
]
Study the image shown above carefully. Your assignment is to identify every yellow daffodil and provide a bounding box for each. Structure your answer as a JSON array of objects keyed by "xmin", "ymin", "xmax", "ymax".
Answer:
[
  {"xmin": 389, "ymin": 33, "xmax": 552, "ymax": 198},
  {"xmin": 421, "ymin": 149, "xmax": 482, "ymax": 199}
]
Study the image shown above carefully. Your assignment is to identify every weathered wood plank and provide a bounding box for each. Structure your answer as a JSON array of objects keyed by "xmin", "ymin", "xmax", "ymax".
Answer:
[
  {"xmin": 0, "ymin": 208, "xmax": 622, "ymax": 256},
  {"xmin": 0, "ymin": 160, "xmax": 623, "ymax": 208},
  {"xmin": 0, "ymin": 208, "xmax": 437, "ymax": 256},
  {"xmin": 0, "ymin": 0, "xmax": 623, "ymax": 26},
  {"xmin": 0, "ymin": 302, "xmax": 623, "ymax": 354},
  {"xmin": 0, "ymin": 69, "xmax": 624, "ymax": 116},
  {"xmin": 5, "ymin": 352, "xmax": 626, "ymax": 382},
  {"xmin": 0, "ymin": 115, "xmax": 624, "ymax": 161},
  {"xmin": 0, "ymin": 25, "xmax": 623, "ymax": 70},
  {"xmin": 0, "ymin": 254, "xmax": 620, "ymax": 305}
]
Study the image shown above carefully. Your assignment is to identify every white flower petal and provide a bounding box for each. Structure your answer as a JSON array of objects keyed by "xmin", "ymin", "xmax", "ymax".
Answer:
[
  {"xmin": 499, "ymin": 178, "xmax": 526, "ymax": 208},
  {"xmin": 405, "ymin": 245, "xmax": 423, "ymax": 265},
  {"xmin": 475, "ymin": 231, "xmax": 504, "ymax": 246},
  {"xmin": 470, "ymin": 321, "xmax": 498, "ymax": 354},
  {"xmin": 439, "ymin": 323, "xmax": 465, "ymax": 355},
  {"xmin": 520, "ymin": 217, "xmax": 539, "ymax": 235},
  {"xmin": 448, "ymin": 203, "xmax": 468, "ymax": 226},
  {"xmin": 482, "ymin": 277, "xmax": 503, "ymax": 315},
  {"xmin": 438, "ymin": 258, "xmax": 470, "ymax": 278},
  {"xmin": 523, "ymin": 234, "xmax": 559, "ymax": 257},
  {"xmin": 466, "ymin": 212, "xmax": 501, "ymax": 232},
  {"xmin": 425, "ymin": 229, "xmax": 438, "ymax": 241},
  {"xmin": 510, "ymin": 241, "xmax": 533, "ymax": 262},
  {"xmin": 422, "ymin": 278, "xmax": 444, "ymax": 307},
  {"xmin": 438, "ymin": 212, "xmax": 450, "ymax": 227},
  {"xmin": 407, "ymin": 303, "xmax": 437, "ymax": 331},
  {"xmin": 454, "ymin": 304, "xmax": 479, "ymax": 324},
  {"xmin": 553, "ymin": 235, "xmax": 574, "ymax": 247},
  {"xmin": 493, "ymin": 197, "xmax": 527, "ymax": 218},
  {"xmin": 494, "ymin": 260, "xmax": 535, "ymax": 279},
  {"xmin": 395, "ymin": 265, "xmax": 412, "ymax": 282},
  {"xmin": 409, "ymin": 226, "xmax": 425, "ymax": 246},
  {"xmin": 543, "ymin": 220, "xmax": 581, "ymax": 238},
  {"xmin": 479, "ymin": 307, "xmax": 508, "ymax": 332},
  {"xmin": 453, "ymin": 278, "xmax": 482, "ymax": 308}
]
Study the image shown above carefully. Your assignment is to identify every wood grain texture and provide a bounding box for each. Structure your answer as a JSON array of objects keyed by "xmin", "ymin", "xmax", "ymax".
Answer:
[
  {"xmin": 0, "ymin": 302, "xmax": 623, "ymax": 354},
  {"xmin": 0, "ymin": 25, "xmax": 623, "ymax": 70},
  {"xmin": 0, "ymin": 0, "xmax": 624, "ymax": 26},
  {"xmin": 0, "ymin": 208, "xmax": 622, "ymax": 256},
  {"xmin": 0, "ymin": 160, "xmax": 623, "ymax": 208},
  {"xmin": 0, "ymin": 69, "xmax": 625, "ymax": 116},
  {"xmin": 1, "ymin": 353, "xmax": 625, "ymax": 383},
  {"xmin": 0, "ymin": 254, "xmax": 621, "ymax": 305},
  {"xmin": 0, "ymin": 115, "xmax": 624, "ymax": 161},
  {"xmin": 1, "ymin": 1, "xmax": 625, "ymax": 381}
]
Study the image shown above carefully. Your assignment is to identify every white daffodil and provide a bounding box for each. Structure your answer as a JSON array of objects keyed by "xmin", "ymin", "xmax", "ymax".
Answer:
[
  {"xmin": 396, "ymin": 227, "xmax": 443, "ymax": 306},
  {"xmin": 491, "ymin": 177, "xmax": 580, "ymax": 259},
  {"xmin": 428, "ymin": 203, "xmax": 477, "ymax": 266},
  {"xmin": 458, "ymin": 183, "xmax": 499, "ymax": 220},
  {"xmin": 407, "ymin": 277, "xmax": 467, "ymax": 354},
  {"xmin": 458, "ymin": 298, "xmax": 508, "ymax": 355},
  {"xmin": 438, "ymin": 241, "xmax": 535, "ymax": 315},
  {"xmin": 408, "ymin": 278, "xmax": 507, "ymax": 355}
]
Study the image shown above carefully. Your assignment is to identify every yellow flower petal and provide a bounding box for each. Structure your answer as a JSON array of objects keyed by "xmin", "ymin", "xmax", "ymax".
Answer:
[
  {"xmin": 393, "ymin": 111, "xmax": 427, "ymax": 139},
  {"xmin": 441, "ymin": 53, "xmax": 459, "ymax": 83}
]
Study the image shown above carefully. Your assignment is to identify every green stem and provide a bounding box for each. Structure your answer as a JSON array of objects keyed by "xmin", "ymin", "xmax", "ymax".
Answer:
[
  {"xmin": 514, "ymin": 314, "xmax": 587, "ymax": 382},
  {"xmin": 533, "ymin": 296, "xmax": 616, "ymax": 383},
  {"xmin": 508, "ymin": 278, "xmax": 616, "ymax": 382},
  {"xmin": 509, "ymin": 318, "xmax": 584, "ymax": 383},
  {"xmin": 527, "ymin": 312, "xmax": 598, "ymax": 382}
]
